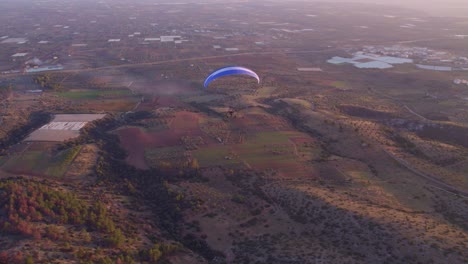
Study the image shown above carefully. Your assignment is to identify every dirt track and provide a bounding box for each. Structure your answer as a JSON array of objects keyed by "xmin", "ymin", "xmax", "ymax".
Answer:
[
  {"xmin": 0, "ymin": 48, "xmax": 335, "ymax": 78},
  {"xmin": 382, "ymin": 148, "xmax": 468, "ymax": 199}
]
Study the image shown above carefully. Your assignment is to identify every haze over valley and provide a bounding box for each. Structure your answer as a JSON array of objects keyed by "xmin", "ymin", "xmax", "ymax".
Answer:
[{"xmin": 0, "ymin": 1, "xmax": 467, "ymax": 263}]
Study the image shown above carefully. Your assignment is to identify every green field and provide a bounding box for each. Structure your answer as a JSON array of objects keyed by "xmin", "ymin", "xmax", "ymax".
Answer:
[
  {"xmin": 45, "ymin": 146, "xmax": 82, "ymax": 177},
  {"xmin": 145, "ymin": 146, "xmax": 186, "ymax": 165},
  {"xmin": 2, "ymin": 146, "xmax": 82, "ymax": 177},
  {"xmin": 279, "ymin": 98, "xmax": 313, "ymax": 109},
  {"xmin": 0, "ymin": 156, "xmax": 8, "ymax": 167},
  {"xmin": 251, "ymin": 131, "xmax": 299, "ymax": 143},
  {"xmin": 181, "ymin": 94, "xmax": 226, "ymax": 103},
  {"xmin": 255, "ymin": 86, "xmax": 277, "ymax": 97},
  {"xmin": 331, "ymin": 81, "xmax": 349, "ymax": 89},
  {"xmin": 234, "ymin": 131, "xmax": 297, "ymax": 165},
  {"xmin": 192, "ymin": 146, "xmax": 240, "ymax": 167},
  {"xmin": 57, "ymin": 89, "xmax": 131, "ymax": 99},
  {"xmin": 2, "ymin": 151, "xmax": 48, "ymax": 173}
]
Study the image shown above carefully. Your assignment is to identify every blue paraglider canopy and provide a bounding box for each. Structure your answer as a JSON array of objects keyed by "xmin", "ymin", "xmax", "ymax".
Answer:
[{"xmin": 204, "ymin": 66, "xmax": 260, "ymax": 88}]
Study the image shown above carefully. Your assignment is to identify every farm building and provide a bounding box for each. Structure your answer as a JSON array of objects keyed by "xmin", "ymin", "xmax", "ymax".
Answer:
[
  {"xmin": 1, "ymin": 38, "xmax": 28, "ymax": 44},
  {"xmin": 25, "ymin": 65, "xmax": 64, "ymax": 73},
  {"xmin": 160, "ymin": 36, "xmax": 181, "ymax": 42},
  {"xmin": 12, "ymin": 53, "xmax": 28, "ymax": 57}
]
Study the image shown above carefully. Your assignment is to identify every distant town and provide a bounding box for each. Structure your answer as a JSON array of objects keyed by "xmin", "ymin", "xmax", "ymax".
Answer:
[{"xmin": 328, "ymin": 45, "xmax": 468, "ymax": 71}]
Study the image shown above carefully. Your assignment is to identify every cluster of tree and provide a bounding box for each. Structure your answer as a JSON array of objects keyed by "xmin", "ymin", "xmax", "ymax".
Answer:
[
  {"xmin": 265, "ymin": 99, "xmax": 324, "ymax": 138},
  {"xmin": 78, "ymin": 114, "xmax": 225, "ymax": 262},
  {"xmin": 139, "ymin": 242, "xmax": 181, "ymax": 262},
  {"xmin": 73, "ymin": 242, "xmax": 181, "ymax": 264},
  {"xmin": 123, "ymin": 111, "xmax": 154, "ymax": 123},
  {"xmin": 33, "ymin": 74, "xmax": 62, "ymax": 91},
  {"xmin": 0, "ymin": 84, "xmax": 13, "ymax": 100},
  {"xmin": 0, "ymin": 251, "xmax": 33, "ymax": 264},
  {"xmin": 388, "ymin": 132, "xmax": 428, "ymax": 159},
  {"xmin": 0, "ymin": 178, "xmax": 119, "ymax": 239},
  {"xmin": 0, "ymin": 111, "xmax": 51, "ymax": 153},
  {"xmin": 181, "ymin": 234, "xmax": 226, "ymax": 261}
]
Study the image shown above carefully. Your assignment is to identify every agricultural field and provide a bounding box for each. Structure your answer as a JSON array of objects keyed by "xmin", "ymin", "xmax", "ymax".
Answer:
[
  {"xmin": 0, "ymin": 0, "xmax": 467, "ymax": 262},
  {"xmin": 56, "ymin": 89, "xmax": 131, "ymax": 100},
  {"xmin": 1, "ymin": 145, "xmax": 81, "ymax": 178},
  {"xmin": 2, "ymin": 57, "xmax": 467, "ymax": 263}
]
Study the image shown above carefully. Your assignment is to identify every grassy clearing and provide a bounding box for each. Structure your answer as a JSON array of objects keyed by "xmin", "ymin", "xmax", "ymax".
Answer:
[
  {"xmin": 438, "ymin": 100, "xmax": 460, "ymax": 107},
  {"xmin": 193, "ymin": 131, "xmax": 317, "ymax": 168},
  {"xmin": 347, "ymin": 170, "xmax": 372, "ymax": 182},
  {"xmin": 234, "ymin": 131, "xmax": 298, "ymax": 165},
  {"xmin": 279, "ymin": 98, "xmax": 313, "ymax": 109},
  {"xmin": 181, "ymin": 94, "xmax": 226, "ymax": 103},
  {"xmin": 2, "ymin": 151, "xmax": 49, "ymax": 173},
  {"xmin": 331, "ymin": 81, "xmax": 349, "ymax": 89},
  {"xmin": 255, "ymin": 86, "xmax": 277, "ymax": 97},
  {"xmin": 0, "ymin": 156, "xmax": 8, "ymax": 167},
  {"xmin": 2, "ymin": 147, "xmax": 82, "ymax": 177},
  {"xmin": 192, "ymin": 146, "xmax": 240, "ymax": 167},
  {"xmin": 251, "ymin": 131, "xmax": 297, "ymax": 144},
  {"xmin": 145, "ymin": 146, "xmax": 186, "ymax": 163},
  {"xmin": 242, "ymin": 107, "xmax": 270, "ymax": 116},
  {"xmin": 45, "ymin": 146, "xmax": 82, "ymax": 177},
  {"xmin": 83, "ymin": 98, "xmax": 140, "ymax": 112}
]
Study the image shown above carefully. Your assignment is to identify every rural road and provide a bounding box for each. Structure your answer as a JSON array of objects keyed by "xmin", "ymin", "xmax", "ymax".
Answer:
[
  {"xmin": 403, "ymin": 105, "xmax": 428, "ymax": 121},
  {"xmin": 382, "ymin": 148, "xmax": 468, "ymax": 199},
  {"xmin": 0, "ymin": 48, "xmax": 335, "ymax": 78}
]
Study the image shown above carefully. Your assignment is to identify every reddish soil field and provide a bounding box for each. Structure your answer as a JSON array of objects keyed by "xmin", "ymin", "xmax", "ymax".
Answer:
[
  {"xmin": 115, "ymin": 111, "xmax": 211, "ymax": 169},
  {"xmin": 289, "ymin": 136, "xmax": 316, "ymax": 145},
  {"xmin": 135, "ymin": 95, "xmax": 185, "ymax": 111},
  {"xmin": 81, "ymin": 99, "xmax": 137, "ymax": 112},
  {"xmin": 130, "ymin": 80, "xmax": 197, "ymax": 96},
  {"xmin": 27, "ymin": 142, "xmax": 56, "ymax": 151},
  {"xmin": 170, "ymin": 111, "xmax": 201, "ymax": 132},
  {"xmin": 157, "ymin": 95, "xmax": 185, "ymax": 107},
  {"xmin": 5, "ymin": 143, "xmax": 31, "ymax": 154}
]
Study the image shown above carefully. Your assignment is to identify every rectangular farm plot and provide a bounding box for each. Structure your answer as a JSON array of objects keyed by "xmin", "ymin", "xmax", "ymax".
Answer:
[
  {"xmin": 192, "ymin": 146, "xmax": 241, "ymax": 168},
  {"xmin": 2, "ymin": 151, "xmax": 48, "ymax": 174},
  {"xmin": 231, "ymin": 131, "xmax": 320, "ymax": 178},
  {"xmin": 25, "ymin": 114, "xmax": 106, "ymax": 142},
  {"xmin": 145, "ymin": 146, "xmax": 187, "ymax": 167},
  {"xmin": 235, "ymin": 131, "xmax": 317, "ymax": 163},
  {"xmin": 26, "ymin": 130, "xmax": 81, "ymax": 142},
  {"xmin": 57, "ymin": 89, "xmax": 131, "ymax": 100},
  {"xmin": 2, "ymin": 146, "xmax": 82, "ymax": 178}
]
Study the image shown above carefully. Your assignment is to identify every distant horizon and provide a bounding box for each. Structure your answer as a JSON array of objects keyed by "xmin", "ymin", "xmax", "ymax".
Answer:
[{"xmin": 279, "ymin": 0, "xmax": 468, "ymax": 17}]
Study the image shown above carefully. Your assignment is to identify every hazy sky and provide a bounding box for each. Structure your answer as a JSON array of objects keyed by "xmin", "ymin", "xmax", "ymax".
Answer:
[{"xmin": 304, "ymin": 0, "xmax": 468, "ymax": 17}]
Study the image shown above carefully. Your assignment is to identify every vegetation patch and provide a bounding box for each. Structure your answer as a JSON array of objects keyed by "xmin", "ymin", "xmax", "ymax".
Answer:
[
  {"xmin": 2, "ymin": 146, "xmax": 82, "ymax": 178},
  {"xmin": 57, "ymin": 89, "xmax": 131, "ymax": 99},
  {"xmin": 45, "ymin": 146, "xmax": 82, "ymax": 177},
  {"xmin": 338, "ymin": 105, "xmax": 397, "ymax": 119},
  {"xmin": 192, "ymin": 146, "xmax": 240, "ymax": 167}
]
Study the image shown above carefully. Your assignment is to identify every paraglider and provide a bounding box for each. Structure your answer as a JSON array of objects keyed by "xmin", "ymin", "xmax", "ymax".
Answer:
[{"xmin": 204, "ymin": 66, "xmax": 260, "ymax": 88}]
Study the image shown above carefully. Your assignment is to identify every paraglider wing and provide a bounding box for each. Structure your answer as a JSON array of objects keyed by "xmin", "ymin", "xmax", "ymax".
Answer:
[{"xmin": 204, "ymin": 66, "xmax": 260, "ymax": 88}]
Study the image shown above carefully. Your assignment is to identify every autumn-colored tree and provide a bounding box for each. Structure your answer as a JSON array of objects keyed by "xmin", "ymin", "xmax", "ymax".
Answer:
[
  {"xmin": 190, "ymin": 158, "xmax": 200, "ymax": 170},
  {"xmin": 106, "ymin": 228, "xmax": 125, "ymax": 248},
  {"xmin": 25, "ymin": 255, "xmax": 34, "ymax": 264},
  {"xmin": 11, "ymin": 251, "xmax": 23, "ymax": 264},
  {"xmin": 0, "ymin": 251, "xmax": 9, "ymax": 263}
]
